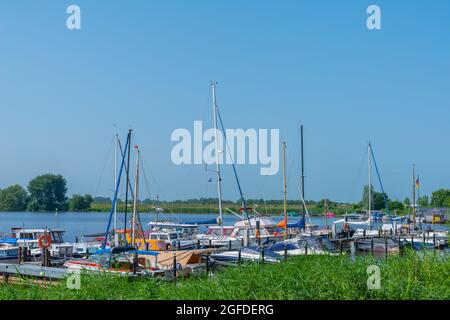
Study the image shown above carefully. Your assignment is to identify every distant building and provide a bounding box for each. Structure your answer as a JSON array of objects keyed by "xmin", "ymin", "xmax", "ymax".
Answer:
[{"xmin": 417, "ymin": 208, "xmax": 449, "ymax": 224}]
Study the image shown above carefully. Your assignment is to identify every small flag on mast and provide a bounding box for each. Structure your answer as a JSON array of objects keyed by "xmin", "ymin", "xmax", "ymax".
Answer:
[{"xmin": 416, "ymin": 176, "xmax": 420, "ymax": 189}]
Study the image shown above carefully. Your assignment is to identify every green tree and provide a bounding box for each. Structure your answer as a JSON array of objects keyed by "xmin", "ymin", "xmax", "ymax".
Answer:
[
  {"xmin": 417, "ymin": 195, "xmax": 429, "ymax": 207},
  {"xmin": 389, "ymin": 200, "xmax": 404, "ymax": 212},
  {"xmin": 404, "ymin": 197, "xmax": 411, "ymax": 207},
  {"xmin": 27, "ymin": 174, "xmax": 68, "ymax": 212},
  {"xmin": 361, "ymin": 185, "xmax": 389, "ymax": 210},
  {"xmin": 430, "ymin": 189, "xmax": 450, "ymax": 207},
  {"xmin": 69, "ymin": 194, "xmax": 94, "ymax": 211},
  {"xmin": 0, "ymin": 185, "xmax": 29, "ymax": 211}
]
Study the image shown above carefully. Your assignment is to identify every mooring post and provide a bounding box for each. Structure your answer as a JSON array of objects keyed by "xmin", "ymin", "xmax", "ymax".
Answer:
[
  {"xmin": 205, "ymin": 254, "xmax": 210, "ymax": 275},
  {"xmin": 384, "ymin": 236, "xmax": 388, "ymax": 260},
  {"xmin": 132, "ymin": 252, "xmax": 137, "ymax": 274},
  {"xmin": 197, "ymin": 239, "xmax": 200, "ymax": 249},
  {"xmin": 423, "ymin": 234, "xmax": 426, "ymax": 248},
  {"xmin": 241, "ymin": 238, "xmax": 244, "ymax": 248},
  {"xmin": 173, "ymin": 253, "xmax": 177, "ymax": 279},
  {"xmin": 305, "ymin": 243, "xmax": 308, "ymax": 255},
  {"xmin": 284, "ymin": 244, "xmax": 288, "ymax": 260},
  {"xmin": 18, "ymin": 247, "xmax": 22, "ymax": 264},
  {"xmin": 177, "ymin": 241, "xmax": 181, "ymax": 251},
  {"xmin": 209, "ymin": 239, "xmax": 212, "ymax": 248},
  {"xmin": 41, "ymin": 248, "xmax": 47, "ymax": 267},
  {"xmin": 433, "ymin": 234, "xmax": 436, "ymax": 248},
  {"xmin": 411, "ymin": 236, "xmax": 414, "ymax": 248},
  {"xmin": 228, "ymin": 240, "xmax": 232, "ymax": 251},
  {"xmin": 371, "ymin": 237, "xmax": 374, "ymax": 256},
  {"xmin": 238, "ymin": 249, "xmax": 242, "ymax": 265},
  {"xmin": 261, "ymin": 247, "xmax": 265, "ymax": 263},
  {"xmin": 363, "ymin": 229, "xmax": 366, "ymax": 239}
]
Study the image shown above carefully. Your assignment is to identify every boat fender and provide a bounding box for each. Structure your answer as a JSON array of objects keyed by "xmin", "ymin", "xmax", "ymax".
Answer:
[{"xmin": 38, "ymin": 234, "xmax": 52, "ymax": 249}]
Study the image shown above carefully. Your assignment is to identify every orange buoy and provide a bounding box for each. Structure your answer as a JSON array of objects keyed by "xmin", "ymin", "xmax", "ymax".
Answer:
[{"xmin": 38, "ymin": 233, "xmax": 52, "ymax": 249}]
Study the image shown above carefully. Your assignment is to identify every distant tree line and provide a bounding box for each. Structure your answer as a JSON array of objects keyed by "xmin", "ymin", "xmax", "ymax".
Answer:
[
  {"xmin": 0, "ymin": 174, "xmax": 92, "ymax": 212},
  {"xmin": 2, "ymin": 176, "xmax": 450, "ymax": 214}
]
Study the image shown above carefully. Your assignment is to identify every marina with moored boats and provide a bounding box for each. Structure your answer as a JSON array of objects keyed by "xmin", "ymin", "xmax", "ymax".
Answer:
[{"xmin": 0, "ymin": 85, "xmax": 448, "ymax": 299}]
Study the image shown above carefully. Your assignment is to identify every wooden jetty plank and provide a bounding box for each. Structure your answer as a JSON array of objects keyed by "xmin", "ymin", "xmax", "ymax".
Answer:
[{"xmin": 0, "ymin": 263, "xmax": 68, "ymax": 280}]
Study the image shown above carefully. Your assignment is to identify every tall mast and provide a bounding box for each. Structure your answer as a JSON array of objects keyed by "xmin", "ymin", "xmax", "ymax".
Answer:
[
  {"xmin": 211, "ymin": 82, "xmax": 224, "ymax": 234},
  {"xmin": 412, "ymin": 164, "xmax": 416, "ymax": 230},
  {"xmin": 282, "ymin": 141, "xmax": 287, "ymax": 240},
  {"xmin": 368, "ymin": 142, "xmax": 372, "ymax": 227},
  {"xmin": 131, "ymin": 146, "xmax": 140, "ymax": 246},
  {"xmin": 300, "ymin": 125, "xmax": 306, "ymax": 230},
  {"xmin": 114, "ymin": 132, "xmax": 119, "ymax": 247},
  {"xmin": 123, "ymin": 129, "xmax": 132, "ymax": 243}
]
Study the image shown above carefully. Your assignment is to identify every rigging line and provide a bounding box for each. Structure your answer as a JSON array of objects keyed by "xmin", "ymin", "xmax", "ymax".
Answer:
[
  {"xmin": 123, "ymin": 133, "xmax": 147, "ymax": 238},
  {"xmin": 102, "ymin": 132, "xmax": 130, "ymax": 249},
  {"xmin": 345, "ymin": 146, "xmax": 370, "ymax": 206},
  {"xmin": 286, "ymin": 148, "xmax": 313, "ymax": 232},
  {"xmin": 216, "ymin": 108, "xmax": 253, "ymax": 234},
  {"xmin": 369, "ymin": 144, "xmax": 394, "ymax": 227},
  {"xmin": 93, "ymin": 136, "xmax": 115, "ymax": 196},
  {"xmin": 139, "ymin": 152, "xmax": 155, "ymax": 202},
  {"xmin": 117, "ymin": 138, "xmax": 135, "ymax": 202}
]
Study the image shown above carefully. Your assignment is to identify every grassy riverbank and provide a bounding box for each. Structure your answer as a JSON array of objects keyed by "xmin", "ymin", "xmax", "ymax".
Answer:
[
  {"xmin": 88, "ymin": 202, "xmax": 350, "ymax": 216},
  {"xmin": 1, "ymin": 250, "xmax": 448, "ymax": 300}
]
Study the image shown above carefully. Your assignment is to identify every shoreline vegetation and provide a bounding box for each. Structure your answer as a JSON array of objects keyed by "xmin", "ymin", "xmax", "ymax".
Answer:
[{"xmin": 0, "ymin": 250, "xmax": 448, "ymax": 300}]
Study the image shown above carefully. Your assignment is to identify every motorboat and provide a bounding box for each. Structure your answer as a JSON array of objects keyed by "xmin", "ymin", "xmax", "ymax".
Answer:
[
  {"xmin": 115, "ymin": 222, "xmax": 200, "ymax": 251},
  {"xmin": 10, "ymin": 228, "xmax": 74, "ymax": 259},
  {"xmin": 196, "ymin": 226, "xmax": 240, "ymax": 247},
  {"xmin": 268, "ymin": 236, "xmax": 338, "ymax": 256},
  {"xmin": 198, "ymin": 217, "xmax": 284, "ymax": 247},
  {"xmin": 354, "ymin": 237, "xmax": 400, "ymax": 254},
  {"xmin": 0, "ymin": 242, "xmax": 19, "ymax": 261},
  {"xmin": 210, "ymin": 246, "xmax": 281, "ymax": 265}
]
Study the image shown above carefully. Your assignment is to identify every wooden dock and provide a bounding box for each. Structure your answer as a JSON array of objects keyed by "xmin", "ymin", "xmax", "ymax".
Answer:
[{"xmin": 0, "ymin": 263, "xmax": 69, "ymax": 280}]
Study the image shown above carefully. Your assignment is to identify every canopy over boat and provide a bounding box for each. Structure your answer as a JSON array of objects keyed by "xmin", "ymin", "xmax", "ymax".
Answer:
[
  {"xmin": 148, "ymin": 222, "xmax": 199, "ymax": 228},
  {"xmin": 234, "ymin": 217, "xmax": 277, "ymax": 228},
  {"xmin": 182, "ymin": 219, "xmax": 218, "ymax": 225}
]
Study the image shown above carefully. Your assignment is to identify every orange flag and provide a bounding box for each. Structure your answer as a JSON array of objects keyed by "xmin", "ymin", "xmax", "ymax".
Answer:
[{"xmin": 277, "ymin": 218, "xmax": 287, "ymax": 229}]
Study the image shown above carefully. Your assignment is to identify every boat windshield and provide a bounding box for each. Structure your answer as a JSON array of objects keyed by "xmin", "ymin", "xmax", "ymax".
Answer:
[
  {"xmin": 169, "ymin": 233, "xmax": 178, "ymax": 240},
  {"xmin": 51, "ymin": 232, "xmax": 64, "ymax": 243},
  {"xmin": 159, "ymin": 234, "xmax": 169, "ymax": 240}
]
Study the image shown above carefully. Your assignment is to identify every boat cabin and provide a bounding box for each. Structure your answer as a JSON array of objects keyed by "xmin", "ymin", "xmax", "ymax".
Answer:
[{"xmin": 11, "ymin": 228, "xmax": 66, "ymax": 244}]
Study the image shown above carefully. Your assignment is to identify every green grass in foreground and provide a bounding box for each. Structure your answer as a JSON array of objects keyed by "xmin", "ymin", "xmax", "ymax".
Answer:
[{"xmin": 0, "ymin": 250, "xmax": 448, "ymax": 300}]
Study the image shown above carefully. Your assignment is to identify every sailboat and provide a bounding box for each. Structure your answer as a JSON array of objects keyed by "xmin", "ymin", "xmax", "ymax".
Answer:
[
  {"xmin": 333, "ymin": 142, "xmax": 398, "ymax": 239},
  {"xmin": 196, "ymin": 83, "xmax": 281, "ymax": 247}
]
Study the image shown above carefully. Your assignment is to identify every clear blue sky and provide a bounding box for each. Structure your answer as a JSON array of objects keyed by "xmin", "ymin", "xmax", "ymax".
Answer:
[{"xmin": 0, "ymin": 1, "xmax": 449, "ymax": 203}]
